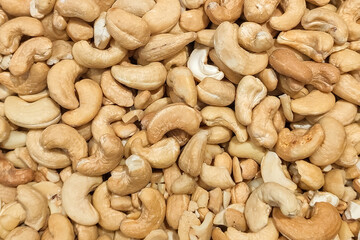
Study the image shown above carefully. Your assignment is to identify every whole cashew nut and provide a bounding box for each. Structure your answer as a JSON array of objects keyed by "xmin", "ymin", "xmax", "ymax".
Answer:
[
  {"xmin": 337, "ymin": 0, "xmax": 360, "ymax": 41},
  {"xmin": 204, "ymin": 0, "xmax": 244, "ymax": 25},
  {"xmin": 41, "ymin": 213, "xmax": 74, "ymax": 240},
  {"xmin": 269, "ymin": 0, "xmax": 306, "ymax": 31},
  {"xmin": 54, "ymin": 0, "xmax": 100, "ymax": 22}
]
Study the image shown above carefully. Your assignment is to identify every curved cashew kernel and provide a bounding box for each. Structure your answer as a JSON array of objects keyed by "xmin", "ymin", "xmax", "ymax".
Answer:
[
  {"xmin": 42, "ymin": 213, "xmax": 74, "ymax": 240},
  {"xmin": 202, "ymin": 106, "xmax": 248, "ymax": 143},
  {"xmin": 273, "ymin": 202, "xmax": 341, "ymax": 240},
  {"xmin": 204, "ymin": 0, "xmax": 243, "ymax": 25},
  {"xmin": 269, "ymin": 0, "xmax": 306, "ymax": 31},
  {"xmin": 337, "ymin": 0, "xmax": 360, "ymax": 41},
  {"xmin": 40, "ymin": 124, "xmax": 88, "ymax": 167},
  {"xmin": 187, "ymin": 45, "xmax": 224, "ymax": 81},
  {"xmin": 111, "ymin": 62, "xmax": 167, "ymax": 90},
  {"xmin": 5, "ymin": 226, "xmax": 39, "ymax": 240},
  {"xmin": 323, "ymin": 169, "xmax": 346, "ymax": 199},
  {"xmin": 195, "ymin": 29, "xmax": 215, "ymax": 47},
  {"xmin": 112, "ymin": 0, "xmax": 155, "ymax": 17},
  {"xmin": 200, "ymin": 163, "xmax": 235, "ymax": 189},
  {"xmin": 146, "ymin": 103, "xmax": 202, "ymax": 144},
  {"xmin": 47, "ymin": 59, "xmax": 87, "ymax": 109},
  {"xmin": 171, "ymin": 173, "xmax": 197, "ymax": 194},
  {"xmin": 277, "ymin": 30, "xmax": 334, "ymax": 62},
  {"xmin": 107, "ymin": 155, "xmax": 152, "ymax": 196},
  {"xmin": 206, "ymin": 126, "xmax": 232, "ymax": 144},
  {"xmin": 301, "ymin": 8, "xmax": 348, "ymax": 45},
  {"xmin": 291, "ymin": 90, "xmax": 335, "ymax": 115},
  {"xmin": 166, "ymin": 194, "xmax": 190, "ymax": 229},
  {"xmin": 228, "ymin": 137, "xmax": 266, "ymax": 163},
  {"xmin": 178, "ymin": 130, "xmax": 208, "ymax": 177},
  {"xmin": 16, "ymin": 184, "xmax": 49, "ymax": 231},
  {"xmin": 167, "ymin": 67, "xmax": 197, "ymax": 107},
  {"xmin": 41, "ymin": 13, "xmax": 68, "ymax": 41},
  {"xmin": 66, "ymin": 18, "xmax": 93, "ymax": 42},
  {"xmin": 303, "ymin": 61, "xmax": 340, "ymax": 92},
  {"xmin": 93, "ymin": 182, "xmax": 126, "ymax": 231},
  {"xmin": 31, "ymin": 181, "xmax": 62, "ymax": 215},
  {"xmin": 93, "ymin": 12, "xmax": 111, "ymax": 50},
  {"xmin": 9, "ymin": 37, "xmax": 52, "ymax": 76},
  {"xmin": 247, "ymin": 96, "xmax": 280, "ymax": 149},
  {"xmin": 72, "ymin": 40, "xmax": 127, "ymax": 69},
  {"xmin": 237, "ymin": 22, "xmax": 274, "ymax": 53},
  {"xmin": 46, "ymin": 40, "xmax": 73, "ymax": 66},
  {"xmin": 243, "ymin": 0, "xmax": 280, "ymax": 23},
  {"xmin": 26, "ymin": 130, "xmax": 71, "ymax": 169},
  {"xmin": 4, "ymin": 96, "xmax": 60, "ymax": 129},
  {"xmin": 197, "ymin": 77, "xmax": 235, "ymax": 107},
  {"xmin": 142, "ymin": 0, "xmax": 180, "ymax": 34},
  {"xmin": 74, "ymin": 224, "xmax": 98, "ymax": 240},
  {"xmin": 0, "ymin": 157, "xmax": 34, "ymax": 187},
  {"xmin": 208, "ymin": 49, "xmax": 242, "ymax": 84},
  {"xmin": 310, "ymin": 117, "xmax": 346, "ymax": 167},
  {"xmin": 62, "ymin": 173, "xmax": 102, "ymax": 225},
  {"xmin": 30, "ymin": 0, "xmax": 55, "ymax": 18},
  {"xmin": 261, "ymin": 151, "xmax": 297, "ymax": 191},
  {"xmin": 131, "ymin": 137, "xmax": 180, "ymax": 169},
  {"xmin": 225, "ymin": 219, "xmax": 279, "ymax": 240},
  {"xmin": 62, "ymin": 79, "xmax": 103, "ymax": 127},
  {"xmin": 332, "ymin": 74, "xmax": 360, "ymax": 105},
  {"xmin": 269, "ymin": 49, "xmax": 312, "ymax": 84},
  {"xmin": 0, "ymin": 116, "xmax": 10, "ymax": 143},
  {"xmin": 235, "ymin": 75, "xmax": 267, "ymax": 126},
  {"xmin": 137, "ymin": 32, "xmax": 196, "ymax": 62},
  {"xmin": 275, "ymin": 124, "xmax": 325, "ymax": 162},
  {"xmin": 214, "ymin": 22, "xmax": 268, "ymax": 75},
  {"xmin": 0, "ymin": 17, "xmax": 44, "ymax": 55},
  {"xmin": 290, "ymin": 160, "xmax": 324, "ymax": 190},
  {"xmin": 120, "ymin": 188, "xmax": 166, "ymax": 239},
  {"xmin": 180, "ymin": 7, "xmax": 209, "ymax": 32},
  {"xmin": 100, "ymin": 71, "xmax": 133, "ymax": 107},
  {"xmin": 55, "ymin": 0, "xmax": 100, "ymax": 22},
  {"xmin": 244, "ymin": 182, "xmax": 300, "ymax": 232},
  {"xmin": 77, "ymin": 134, "xmax": 123, "ymax": 176},
  {"xmin": 106, "ymin": 7, "xmax": 150, "ymax": 50},
  {"xmin": 258, "ymin": 68, "xmax": 278, "ymax": 91},
  {"xmin": 329, "ymin": 49, "xmax": 360, "ymax": 73},
  {"xmin": 0, "ymin": 131, "xmax": 27, "ymax": 150},
  {"xmin": 0, "ymin": 202, "xmax": 27, "ymax": 239}
]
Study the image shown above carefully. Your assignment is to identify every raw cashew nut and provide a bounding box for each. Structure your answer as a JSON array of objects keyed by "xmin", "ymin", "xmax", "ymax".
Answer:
[
  {"xmin": 62, "ymin": 173, "xmax": 102, "ymax": 225},
  {"xmin": 112, "ymin": 0, "xmax": 155, "ymax": 17},
  {"xmin": 237, "ymin": 22, "xmax": 274, "ymax": 53},
  {"xmin": 93, "ymin": 12, "xmax": 111, "ymax": 50},
  {"xmin": 244, "ymin": 182, "xmax": 300, "ymax": 232},
  {"xmin": 5, "ymin": 226, "xmax": 40, "ymax": 240},
  {"xmin": 269, "ymin": 0, "xmax": 306, "ymax": 31},
  {"xmin": 303, "ymin": 61, "xmax": 340, "ymax": 92},
  {"xmin": 332, "ymin": 74, "xmax": 360, "ymax": 105},
  {"xmin": 120, "ymin": 188, "xmax": 166, "ymax": 239},
  {"xmin": 290, "ymin": 90, "xmax": 335, "ymax": 116},
  {"xmin": 46, "ymin": 40, "xmax": 73, "ymax": 66},
  {"xmin": 41, "ymin": 213, "xmax": 74, "ymax": 240},
  {"xmin": 214, "ymin": 22, "xmax": 268, "ymax": 75},
  {"xmin": 243, "ymin": 0, "xmax": 281, "ymax": 23},
  {"xmin": 235, "ymin": 75, "xmax": 267, "ymax": 126},
  {"xmin": 111, "ymin": 62, "xmax": 167, "ymax": 90},
  {"xmin": 146, "ymin": 103, "xmax": 202, "ymax": 144},
  {"xmin": 289, "ymin": 160, "xmax": 325, "ymax": 190},
  {"xmin": 200, "ymin": 163, "xmax": 235, "ymax": 189},
  {"xmin": 55, "ymin": 0, "xmax": 100, "ymax": 22},
  {"xmin": 329, "ymin": 49, "xmax": 360, "ymax": 73},
  {"xmin": 337, "ymin": 0, "xmax": 360, "ymax": 41},
  {"xmin": 107, "ymin": 155, "xmax": 152, "ymax": 196},
  {"xmin": 30, "ymin": 0, "xmax": 56, "ymax": 19},
  {"xmin": 204, "ymin": 0, "xmax": 244, "ymax": 25},
  {"xmin": 197, "ymin": 77, "xmax": 235, "ymax": 107},
  {"xmin": 273, "ymin": 202, "xmax": 341, "ymax": 240},
  {"xmin": 72, "ymin": 40, "xmax": 127, "ymax": 69},
  {"xmin": 225, "ymin": 219, "xmax": 279, "ymax": 240}
]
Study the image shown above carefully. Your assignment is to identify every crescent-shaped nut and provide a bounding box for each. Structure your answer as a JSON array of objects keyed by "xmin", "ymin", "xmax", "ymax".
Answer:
[
  {"xmin": 268, "ymin": 0, "xmax": 306, "ymax": 31},
  {"xmin": 275, "ymin": 124, "xmax": 325, "ymax": 162},
  {"xmin": 111, "ymin": 62, "xmax": 167, "ymax": 90},
  {"xmin": 0, "ymin": 155, "xmax": 34, "ymax": 187},
  {"xmin": 146, "ymin": 103, "xmax": 202, "ymax": 144},
  {"xmin": 197, "ymin": 77, "xmax": 235, "ymax": 107},
  {"xmin": 243, "ymin": 0, "xmax": 281, "ymax": 23},
  {"xmin": 4, "ymin": 96, "xmax": 61, "ymax": 129},
  {"xmin": 290, "ymin": 90, "xmax": 335, "ymax": 116},
  {"xmin": 112, "ymin": 0, "xmax": 155, "ymax": 17},
  {"xmin": 107, "ymin": 155, "xmax": 152, "ymax": 196},
  {"xmin": 72, "ymin": 40, "xmax": 127, "ymax": 69},
  {"xmin": 332, "ymin": 74, "xmax": 360, "ymax": 106},
  {"xmin": 120, "ymin": 188, "xmax": 166, "ymax": 239},
  {"xmin": 337, "ymin": 0, "xmax": 360, "ymax": 41},
  {"xmin": 62, "ymin": 173, "xmax": 102, "ymax": 225},
  {"xmin": 42, "ymin": 213, "xmax": 74, "ymax": 240},
  {"xmin": 55, "ymin": 0, "xmax": 100, "ymax": 22},
  {"xmin": 5, "ymin": 226, "xmax": 40, "ymax": 240},
  {"xmin": 200, "ymin": 163, "xmax": 235, "ymax": 189},
  {"xmin": 237, "ymin": 22, "xmax": 274, "ymax": 53},
  {"xmin": 225, "ymin": 219, "xmax": 279, "ymax": 240},
  {"xmin": 47, "ymin": 59, "xmax": 87, "ymax": 109},
  {"xmin": 329, "ymin": 49, "xmax": 360, "ymax": 73},
  {"xmin": 273, "ymin": 202, "xmax": 341, "ymax": 240},
  {"xmin": 204, "ymin": 0, "xmax": 244, "ymax": 25},
  {"xmin": 214, "ymin": 21, "xmax": 268, "ymax": 75}
]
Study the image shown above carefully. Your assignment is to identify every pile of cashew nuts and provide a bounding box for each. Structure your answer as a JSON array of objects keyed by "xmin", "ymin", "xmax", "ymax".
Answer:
[{"xmin": 0, "ymin": 0, "xmax": 360, "ymax": 239}]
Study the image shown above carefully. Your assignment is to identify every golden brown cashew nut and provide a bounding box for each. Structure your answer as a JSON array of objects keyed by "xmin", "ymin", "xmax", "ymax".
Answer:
[
  {"xmin": 214, "ymin": 21, "xmax": 268, "ymax": 75},
  {"xmin": 62, "ymin": 173, "xmax": 102, "ymax": 225},
  {"xmin": 47, "ymin": 59, "xmax": 87, "ymax": 109},
  {"xmin": 146, "ymin": 103, "xmax": 202, "ymax": 144},
  {"xmin": 107, "ymin": 155, "xmax": 152, "ymax": 196},
  {"xmin": 269, "ymin": 0, "xmax": 306, "ymax": 31},
  {"xmin": 275, "ymin": 124, "xmax": 325, "ymax": 162},
  {"xmin": 204, "ymin": 0, "xmax": 244, "ymax": 25},
  {"xmin": 72, "ymin": 40, "xmax": 127, "ymax": 69},
  {"xmin": 337, "ymin": 0, "xmax": 360, "ymax": 41},
  {"xmin": 120, "ymin": 188, "xmax": 166, "ymax": 239},
  {"xmin": 9, "ymin": 37, "xmax": 52, "ymax": 76},
  {"xmin": 243, "ymin": 0, "xmax": 280, "ymax": 23},
  {"xmin": 237, "ymin": 22, "xmax": 274, "ymax": 53},
  {"xmin": 225, "ymin": 219, "xmax": 279, "ymax": 240},
  {"xmin": 55, "ymin": 0, "xmax": 100, "ymax": 22},
  {"xmin": 76, "ymin": 134, "xmax": 123, "ymax": 176},
  {"xmin": 100, "ymin": 71, "xmax": 133, "ymax": 107},
  {"xmin": 0, "ymin": 156, "xmax": 34, "ymax": 187},
  {"xmin": 244, "ymin": 182, "xmax": 300, "ymax": 232},
  {"xmin": 273, "ymin": 202, "xmax": 341, "ymax": 240},
  {"xmin": 41, "ymin": 213, "xmax": 74, "ymax": 240},
  {"xmin": 61, "ymin": 79, "xmax": 103, "ymax": 127}
]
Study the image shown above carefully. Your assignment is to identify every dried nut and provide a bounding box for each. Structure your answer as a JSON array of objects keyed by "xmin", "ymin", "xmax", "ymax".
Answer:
[
  {"xmin": 337, "ymin": 0, "xmax": 360, "ymax": 41},
  {"xmin": 332, "ymin": 74, "xmax": 360, "ymax": 105},
  {"xmin": 225, "ymin": 218, "xmax": 279, "ymax": 240},
  {"xmin": 4, "ymin": 96, "xmax": 61, "ymax": 129},
  {"xmin": 112, "ymin": 0, "xmax": 155, "ymax": 17},
  {"xmin": 146, "ymin": 103, "xmax": 202, "ymax": 144},
  {"xmin": 195, "ymin": 29, "xmax": 215, "ymax": 47},
  {"xmin": 228, "ymin": 137, "xmax": 266, "ymax": 163},
  {"xmin": 290, "ymin": 160, "xmax": 324, "ymax": 190},
  {"xmin": 245, "ymin": 182, "xmax": 300, "ymax": 232},
  {"xmin": 0, "ymin": 116, "xmax": 10, "ymax": 143},
  {"xmin": 166, "ymin": 194, "xmax": 190, "ymax": 229},
  {"xmin": 303, "ymin": 61, "xmax": 340, "ymax": 92},
  {"xmin": 235, "ymin": 75, "xmax": 267, "ymax": 126},
  {"xmin": 0, "ymin": 156, "xmax": 34, "ymax": 187},
  {"xmin": 46, "ymin": 40, "xmax": 73, "ymax": 65},
  {"xmin": 247, "ymin": 96, "xmax": 280, "ymax": 149},
  {"xmin": 5, "ymin": 226, "xmax": 40, "ymax": 240},
  {"xmin": 200, "ymin": 163, "xmax": 235, "ymax": 189},
  {"xmin": 214, "ymin": 22, "xmax": 268, "ymax": 75},
  {"xmin": 329, "ymin": 49, "xmax": 360, "ymax": 73},
  {"xmin": 66, "ymin": 18, "xmax": 93, "ymax": 42},
  {"xmin": 323, "ymin": 169, "xmax": 346, "ymax": 199},
  {"xmin": 290, "ymin": 90, "xmax": 335, "ymax": 116},
  {"xmin": 206, "ymin": 126, "xmax": 232, "ymax": 144},
  {"xmin": 204, "ymin": 0, "xmax": 244, "ymax": 25},
  {"xmin": 42, "ymin": 213, "xmax": 74, "ymax": 240},
  {"xmin": 55, "ymin": 0, "xmax": 100, "ymax": 22},
  {"xmin": 257, "ymin": 68, "xmax": 278, "ymax": 91},
  {"xmin": 237, "ymin": 22, "xmax": 274, "ymax": 53},
  {"xmin": 197, "ymin": 77, "xmax": 235, "ymax": 107},
  {"xmin": 180, "ymin": 7, "xmax": 209, "ymax": 32},
  {"xmin": 275, "ymin": 124, "xmax": 325, "ymax": 162},
  {"xmin": 277, "ymin": 30, "xmax": 334, "ymax": 62},
  {"xmin": 243, "ymin": 0, "xmax": 281, "ymax": 23},
  {"xmin": 0, "ymin": 131, "xmax": 27, "ymax": 150},
  {"xmin": 111, "ymin": 62, "xmax": 167, "ymax": 90},
  {"xmin": 273, "ymin": 202, "xmax": 341, "ymax": 240}
]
